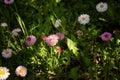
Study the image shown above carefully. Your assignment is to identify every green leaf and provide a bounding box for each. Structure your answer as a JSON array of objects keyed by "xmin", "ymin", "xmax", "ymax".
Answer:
[
  {"xmin": 98, "ymin": 17, "xmax": 107, "ymax": 22},
  {"xmin": 69, "ymin": 67, "xmax": 79, "ymax": 80},
  {"xmin": 67, "ymin": 38, "xmax": 78, "ymax": 57},
  {"xmin": 55, "ymin": 0, "xmax": 61, "ymax": 3},
  {"xmin": 15, "ymin": 13, "xmax": 28, "ymax": 36},
  {"xmin": 50, "ymin": 15, "xmax": 55, "ymax": 25}
]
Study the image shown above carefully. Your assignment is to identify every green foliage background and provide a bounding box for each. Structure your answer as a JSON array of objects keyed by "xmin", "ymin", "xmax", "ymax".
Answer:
[{"xmin": 0, "ymin": 0, "xmax": 120, "ymax": 80}]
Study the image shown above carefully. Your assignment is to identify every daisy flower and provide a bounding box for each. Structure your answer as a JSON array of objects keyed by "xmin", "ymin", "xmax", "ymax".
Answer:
[
  {"xmin": 96, "ymin": 2, "xmax": 108, "ymax": 12},
  {"xmin": 56, "ymin": 46, "xmax": 62, "ymax": 53},
  {"xmin": 76, "ymin": 30, "xmax": 84, "ymax": 36},
  {"xmin": 0, "ymin": 67, "xmax": 10, "ymax": 80},
  {"xmin": 78, "ymin": 14, "xmax": 90, "ymax": 25},
  {"xmin": 96, "ymin": 56, "xmax": 101, "ymax": 64},
  {"xmin": 2, "ymin": 48, "xmax": 12, "ymax": 59},
  {"xmin": 54, "ymin": 19, "xmax": 61, "ymax": 28},
  {"xmin": 12, "ymin": 28, "xmax": 21, "ymax": 36},
  {"xmin": 46, "ymin": 34, "xmax": 59, "ymax": 46},
  {"xmin": 25, "ymin": 35, "xmax": 37, "ymax": 46},
  {"xmin": 41, "ymin": 35, "xmax": 47, "ymax": 40},
  {"xmin": 56, "ymin": 32, "xmax": 65, "ymax": 40},
  {"xmin": 100, "ymin": 32, "xmax": 112, "ymax": 41},
  {"xmin": 15, "ymin": 66, "xmax": 27, "ymax": 77},
  {"xmin": 4, "ymin": 0, "xmax": 14, "ymax": 5},
  {"xmin": 0, "ymin": 22, "xmax": 8, "ymax": 28}
]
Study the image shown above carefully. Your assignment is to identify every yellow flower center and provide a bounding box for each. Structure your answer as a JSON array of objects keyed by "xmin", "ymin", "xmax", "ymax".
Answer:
[
  {"xmin": 0, "ymin": 70, "xmax": 5, "ymax": 75},
  {"xmin": 78, "ymin": 31, "xmax": 83, "ymax": 35},
  {"xmin": 5, "ymin": 50, "xmax": 9, "ymax": 54},
  {"xmin": 100, "ymin": 4, "xmax": 104, "ymax": 8},
  {"xmin": 19, "ymin": 68, "xmax": 24, "ymax": 73},
  {"xmin": 15, "ymin": 30, "xmax": 18, "ymax": 32},
  {"xmin": 14, "ymin": 29, "xmax": 20, "ymax": 33},
  {"xmin": 81, "ymin": 17, "xmax": 86, "ymax": 21}
]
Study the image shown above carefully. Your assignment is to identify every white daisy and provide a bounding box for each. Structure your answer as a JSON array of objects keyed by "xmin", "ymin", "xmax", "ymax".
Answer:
[
  {"xmin": 0, "ymin": 67, "xmax": 10, "ymax": 80},
  {"xmin": 2, "ymin": 48, "xmax": 12, "ymax": 59},
  {"xmin": 12, "ymin": 28, "xmax": 21, "ymax": 36},
  {"xmin": 78, "ymin": 14, "xmax": 90, "ymax": 25},
  {"xmin": 15, "ymin": 66, "xmax": 27, "ymax": 77},
  {"xmin": 96, "ymin": 2, "xmax": 108, "ymax": 12},
  {"xmin": 54, "ymin": 19, "xmax": 61, "ymax": 28},
  {"xmin": 0, "ymin": 22, "xmax": 8, "ymax": 28}
]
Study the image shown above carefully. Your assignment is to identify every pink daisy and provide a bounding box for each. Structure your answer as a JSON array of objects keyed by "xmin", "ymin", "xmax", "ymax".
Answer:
[
  {"xmin": 76, "ymin": 30, "xmax": 84, "ymax": 36},
  {"xmin": 25, "ymin": 35, "xmax": 36, "ymax": 46},
  {"xmin": 45, "ymin": 34, "xmax": 59, "ymax": 46},
  {"xmin": 4, "ymin": 0, "xmax": 14, "ymax": 5},
  {"xmin": 100, "ymin": 32, "xmax": 112, "ymax": 41},
  {"xmin": 56, "ymin": 46, "xmax": 62, "ymax": 53},
  {"xmin": 12, "ymin": 28, "xmax": 21, "ymax": 36},
  {"xmin": 56, "ymin": 32, "xmax": 65, "ymax": 40},
  {"xmin": 15, "ymin": 66, "xmax": 27, "ymax": 77},
  {"xmin": 41, "ymin": 35, "xmax": 47, "ymax": 40}
]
